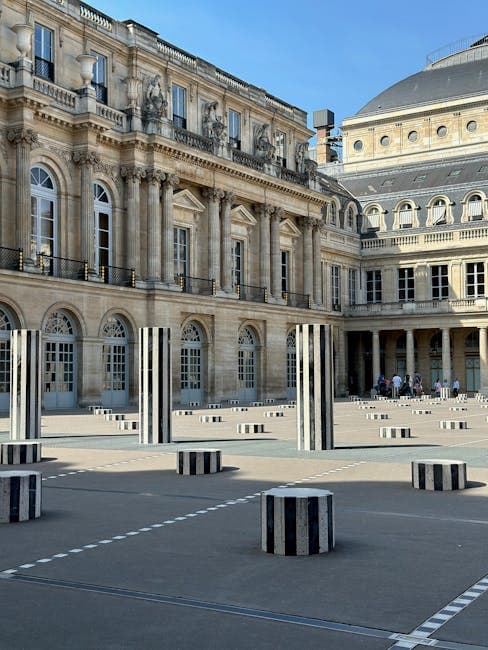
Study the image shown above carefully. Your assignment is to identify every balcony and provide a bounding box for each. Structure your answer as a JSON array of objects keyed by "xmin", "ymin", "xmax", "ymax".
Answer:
[
  {"xmin": 237, "ymin": 284, "xmax": 268, "ymax": 303},
  {"xmin": 100, "ymin": 265, "xmax": 136, "ymax": 288},
  {"xmin": 177, "ymin": 275, "xmax": 214, "ymax": 295},
  {"xmin": 39, "ymin": 254, "xmax": 87, "ymax": 280},
  {"xmin": 282, "ymin": 291, "xmax": 311, "ymax": 309},
  {"xmin": 174, "ymin": 127, "xmax": 213, "ymax": 154},
  {"xmin": 346, "ymin": 298, "xmax": 488, "ymax": 317}
]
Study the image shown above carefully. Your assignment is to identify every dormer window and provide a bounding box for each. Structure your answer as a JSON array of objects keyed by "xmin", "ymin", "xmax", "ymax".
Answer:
[
  {"xmin": 468, "ymin": 194, "xmax": 483, "ymax": 221},
  {"xmin": 399, "ymin": 202, "xmax": 413, "ymax": 228},
  {"xmin": 432, "ymin": 199, "xmax": 447, "ymax": 225}
]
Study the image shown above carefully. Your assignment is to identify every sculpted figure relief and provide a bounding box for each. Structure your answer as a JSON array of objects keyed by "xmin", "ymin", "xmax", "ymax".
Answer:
[
  {"xmin": 295, "ymin": 142, "xmax": 308, "ymax": 173},
  {"xmin": 202, "ymin": 101, "xmax": 225, "ymax": 142},
  {"xmin": 143, "ymin": 75, "xmax": 167, "ymax": 117},
  {"xmin": 254, "ymin": 123, "xmax": 275, "ymax": 162}
]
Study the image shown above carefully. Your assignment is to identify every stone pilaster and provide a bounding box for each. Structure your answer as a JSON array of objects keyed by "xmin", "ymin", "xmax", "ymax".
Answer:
[
  {"xmin": 257, "ymin": 204, "xmax": 273, "ymax": 290},
  {"xmin": 146, "ymin": 169, "xmax": 166, "ymax": 281},
  {"xmin": 270, "ymin": 207, "xmax": 283, "ymax": 299},
  {"xmin": 204, "ymin": 188, "xmax": 224, "ymax": 289},
  {"xmin": 121, "ymin": 166, "xmax": 146, "ymax": 277},
  {"xmin": 73, "ymin": 150, "xmax": 100, "ymax": 274},
  {"xmin": 372, "ymin": 330, "xmax": 381, "ymax": 386},
  {"xmin": 161, "ymin": 174, "xmax": 180, "ymax": 285},
  {"xmin": 312, "ymin": 221, "xmax": 322, "ymax": 305},
  {"xmin": 479, "ymin": 326, "xmax": 488, "ymax": 390},
  {"xmin": 220, "ymin": 191, "xmax": 235, "ymax": 293},
  {"xmin": 406, "ymin": 328, "xmax": 415, "ymax": 381},
  {"xmin": 7, "ymin": 128, "xmax": 39, "ymax": 262},
  {"xmin": 301, "ymin": 217, "xmax": 315, "ymax": 299},
  {"xmin": 442, "ymin": 327, "xmax": 451, "ymax": 385}
]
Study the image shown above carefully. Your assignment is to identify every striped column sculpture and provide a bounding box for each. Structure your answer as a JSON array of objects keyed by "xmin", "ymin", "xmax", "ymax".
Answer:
[
  {"xmin": 139, "ymin": 327, "xmax": 172, "ymax": 444},
  {"xmin": 296, "ymin": 324, "xmax": 334, "ymax": 451},
  {"xmin": 1, "ymin": 441, "xmax": 42, "ymax": 465},
  {"xmin": 261, "ymin": 488, "xmax": 334, "ymax": 555},
  {"xmin": 0, "ymin": 471, "xmax": 42, "ymax": 522},
  {"xmin": 412, "ymin": 459, "xmax": 467, "ymax": 491},
  {"xmin": 177, "ymin": 449, "xmax": 221, "ymax": 475},
  {"xmin": 10, "ymin": 330, "xmax": 42, "ymax": 441}
]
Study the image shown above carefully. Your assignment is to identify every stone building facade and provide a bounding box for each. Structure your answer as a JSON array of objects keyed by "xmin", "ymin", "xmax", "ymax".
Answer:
[
  {"xmin": 0, "ymin": 0, "xmax": 358, "ymax": 409},
  {"xmin": 336, "ymin": 36, "xmax": 488, "ymax": 395}
]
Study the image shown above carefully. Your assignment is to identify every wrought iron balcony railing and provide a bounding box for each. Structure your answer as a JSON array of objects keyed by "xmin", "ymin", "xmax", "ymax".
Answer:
[
  {"xmin": 0, "ymin": 246, "xmax": 23, "ymax": 272},
  {"xmin": 236, "ymin": 284, "xmax": 268, "ymax": 303},
  {"xmin": 282, "ymin": 291, "xmax": 311, "ymax": 309},
  {"xmin": 100, "ymin": 265, "xmax": 136, "ymax": 288},
  {"xmin": 177, "ymin": 274, "xmax": 215, "ymax": 295},
  {"xmin": 38, "ymin": 254, "xmax": 88, "ymax": 280}
]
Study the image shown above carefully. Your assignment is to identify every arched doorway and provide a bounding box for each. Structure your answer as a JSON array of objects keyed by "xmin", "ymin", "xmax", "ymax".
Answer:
[
  {"xmin": 286, "ymin": 329, "xmax": 296, "ymax": 400},
  {"xmin": 238, "ymin": 326, "xmax": 258, "ymax": 402},
  {"xmin": 31, "ymin": 166, "xmax": 57, "ymax": 270},
  {"xmin": 465, "ymin": 331, "xmax": 480, "ymax": 392},
  {"xmin": 0, "ymin": 306, "xmax": 14, "ymax": 411},
  {"xmin": 101, "ymin": 316, "xmax": 128, "ymax": 407},
  {"xmin": 43, "ymin": 310, "xmax": 77, "ymax": 409},
  {"xmin": 181, "ymin": 321, "xmax": 205, "ymax": 404}
]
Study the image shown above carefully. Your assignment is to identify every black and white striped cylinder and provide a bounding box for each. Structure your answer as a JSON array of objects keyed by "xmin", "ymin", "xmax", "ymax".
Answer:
[
  {"xmin": 232, "ymin": 406, "xmax": 248, "ymax": 412},
  {"xmin": 105, "ymin": 413, "xmax": 125, "ymax": 421},
  {"xmin": 439, "ymin": 420, "xmax": 468, "ymax": 429},
  {"xmin": 264, "ymin": 411, "xmax": 283, "ymax": 417},
  {"xmin": 1, "ymin": 441, "xmax": 42, "ymax": 465},
  {"xmin": 199, "ymin": 415, "xmax": 222, "ymax": 423},
  {"xmin": 296, "ymin": 324, "xmax": 334, "ymax": 451},
  {"xmin": 94, "ymin": 408, "xmax": 112, "ymax": 415},
  {"xmin": 264, "ymin": 398, "xmax": 275, "ymax": 404},
  {"xmin": 237, "ymin": 423, "xmax": 264, "ymax": 434},
  {"xmin": 449, "ymin": 406, "xmax": 467, "ymax": 412},
  {"xmin": 261, "ymin": 488, "xmax": 334, "ymax": 555},
  {"xmin": 176, "ymin": 449, "xmax": 222, "ymax": 475},
  {"xmin": 367, "ymin": 412, "xmax": 389, "ymax": 420},
  {"xmin": 379, "ymin": 426, "xmax": 411, "ymax": 438},
  {"xmin": 207, "ymin": 403, "xmax": 221, "ymax": 409},
  {"xmin": 229, "ymin": 399, "xmax": 240, "ymax": 405},
  {"xmin": 174, "ymin": 410, "xmax": 193, "ymax": 416},
  {"xmin": 0, "ymin": 471, "xmax": 42, "ymax": 522},
  {"xmin": 188, "ymin": 401, "xmax": 200, "ymax": 407},
  {"xmin": 117, "ymin": 420, "xmax": 138, "ymax": 430},
  {"xmin": 412, "ymin": 409, "xmax": 431, "ymax": 415},
  {"xmin": 139, "ymin": 327, "xmax": 172, "ymax": 444},
  {"xmin": 10, "ymin": 330, "xmax": 42, "ymax": 440},
  {"xmin": 250, "ymin": 401, "xmax": 264, "ymax": 407},
  {"xmin": 412, "ymin": 459, "xmax": 467, "ymax": 491}
]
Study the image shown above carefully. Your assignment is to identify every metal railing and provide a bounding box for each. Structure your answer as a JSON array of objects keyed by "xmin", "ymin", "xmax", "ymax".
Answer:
[
  {"xmin": 38, "ymin": 254, "xmax": 87, "ymax": 280},
  {"xmin": 282, "ymin": 291, "xmax": 311, "ymax": 309},
  {"xmin": 237, "ymin": 284, "xmax": 267, "ymax": 303},
  {"xmin": 100, "ymin": 265, "xmax": 136, "ymax": 288},
  {"xmin": 0, "ymin": 247, "xmax": 23, "ymax": 272},
  {"xmin": 177, "ymin": 275, "xmax": 215, "ymax": 295}
]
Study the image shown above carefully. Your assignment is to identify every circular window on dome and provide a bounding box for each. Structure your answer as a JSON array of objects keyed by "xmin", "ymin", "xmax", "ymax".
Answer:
[
  {"xmin": 380, "ymin": 135, "xmax": 390, "ymax": 147},
  {"xmin": 408, "ymin": 130, "xmax": 418, "ymax": 143},
  {"xmin": 353, "ymin": 140, "xmax": 363, "ymax": 152},
  {"xmin": 437, "ymin": 125, "xmax": 448, "ymax": 138},
  {"xmin": 466, "ymin": 120, "xmax": 478, "ymax": 133}
]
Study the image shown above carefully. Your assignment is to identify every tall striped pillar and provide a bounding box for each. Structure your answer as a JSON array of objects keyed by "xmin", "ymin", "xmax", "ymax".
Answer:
[
  {"xmin": 296, "ymin": 324, "xmax": 334, "ymax": 450},
  {"xmin": 10, "ymin": 330, "xmax": 42, "ymax": 440},
  {"xmin": 139, "ymin": 327, "xmax": 172, "ymax": 444}
]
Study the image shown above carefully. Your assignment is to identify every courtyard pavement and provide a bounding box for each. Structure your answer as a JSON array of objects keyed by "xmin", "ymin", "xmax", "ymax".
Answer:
[{"xmin": 1, "ymin": 396, "xmax": 488, "ymax": 649}]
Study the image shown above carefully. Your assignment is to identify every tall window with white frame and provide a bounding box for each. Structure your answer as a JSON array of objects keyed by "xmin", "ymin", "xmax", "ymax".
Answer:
[
  {"xmin": 366, "ymin": 270, "xmax": 382, "ymax": 303},
  {"xmin": 431, "ymin": 265, "xmax": 449, "ymax": 300},
  {"xmin": 466, "ymin": 262, "xmax": 485, "ymax": 298},
  {"xmin": 231, "ymin": 239, "xmax": 243, "ymax": 288},
  {"xmin": 432, "ymin": 199, "xmax": 447, "ymax": 225},
  {"xmin": 331, "ymin": 265, "xmax": 341, "ymax": 309},
  {"xmin": 228, "ymin": 110, "xmax": 241, "ymax": 150},
  {"xmin": 90, "ymin": 52, "xmax": 107, "ymax": 104},
  {"xmin": 398, "ymin": 267, "xmax": 415, "ymax": 302},
  {"xmin": 281, "ymin": 250, "xmax": 289, "ymax": 295},
  {"xmin": 329, "ymin": 202, "xmax": 337, "ymax": 226},
  {"xmin": 172, "ymin": 84, "xmax": 187, "ymax": 129},
  {"xmin": 348, "ymin": 268, "xmax": 357, "ymax": 305},
  {"xmin": 346, "ymin": 206, "xmax": 354, "ymax": 229},
  {"xmin": 468, "ymin": 194, "xmax": 483, "ymax": 221},
  {"xmin": 399, "ymin": 202, "xmax": 413, "ymax": 228},
  {"xmin": 274, "ymin": 130, "xmax": 287, "ymax": 167},
  {"xmin": 31, "ymin": 166, "xmax": 57, "ymax": 272},
  {"xmin": 34, "ymin": 24, "xmax": 54, "ymax": 81},
  {"xmin": 94, "ymin": 183, "xmax": 112, "ymax": 280},
  {"xmin": 174, "ymin": 227, "xmax": 189, "ymax": 284}
]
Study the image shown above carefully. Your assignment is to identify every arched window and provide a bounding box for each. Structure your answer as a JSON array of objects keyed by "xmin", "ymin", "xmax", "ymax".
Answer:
[
  {"xmin": 346, "ymin": 206, "xmax": 354, "ymax": 229},
  {"xmin": 0, "ymin": 306, "xmax": 14, "ymax": 411},
  {"xmin": 364, "ymin": 207, "xmax": 380, "ymax": 231},
  {"xmin": 431, "ymin": 198, "xmax": 447, "ymax": 225},
  {"xmin": 102, "ymin": 316, "xmax": 128, "ymax": 407},
  {"xmin": 467, "ymin": 194, "xmax": 483, "ymax": 221},
  {"xmin": 31, "ymin": 166, "xmax": 57, "ymax": 263},
  {"xmin": 94, "ymin": 182, "xmax": 112, "ymax": 279},
  {"xmin": 238, "ymin": 326, "xmax": 258, "ymax": 401},
  {"xmin": 328, "ymin": 202, "xmax": 337, "ymax": 226},
  {"xmin": 181, "ymin": 321, "xmax": 205, "ymax": 404},
  {"xmin": 398, "ymin": 202, "xmax": 413, "ymax": 229},
  {"xmin": 43, "ymin": 310, "xmax": 77, "ymax": 409}
]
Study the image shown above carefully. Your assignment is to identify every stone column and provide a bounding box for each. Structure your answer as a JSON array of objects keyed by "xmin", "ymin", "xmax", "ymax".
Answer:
[
  {"xmin": 220, "ymin": 191, "xmax": 234, "ymax": 293},
  {"xmin": 302, "ymin": 218, "xmax": 314, "ymax": 299},
  {"xmin": 442, "ymin": 327, "xmax": 451, "ymax": 386},
  {"xmin": 296, "ymin": 324, "xmax": 334, "ymax": 450},
  {"xmin": 7, "ymin": 128, "xmax": 39, "ymax": 262},
  {"xmin": 73, "ymin": 150, "xmax": 100, "ymax": 274},
  {"xmin": 161, "ymin": 174, "xmax": 179, "ymax": 285},
  {"xmin": 203, "ymin": 188, "xmax": 224, "ymax": 289},
  {"xmin": 258, "ymin": 204, "xmax": 273, "ymax": 290},
  {"xmin": 146, "ymin": 169, "xmax": 165, "ymax": 282},
  {"xmin": 406, "ymin": 329, "xmax": 415, "ymax": 381},
  {"xmin": 139, "ymin": 327, "xmax": 172, "ymax": 444},
  {"xmin": 336, "ymin": 327, "xmax": 347, "ymax": 396},
  {"xmin": 479, "ymin": 326, "xmax": 488, "ymax": 390},
  {"xmin": 10, "ymin": 330, "xmax": 42, "ymax": 440},
  {"xmin": 312, "ymin": 221, "xmax": 323, "ymax": 305},
  {"xmin": 372, "ymin": 330, "xmax": 381, "ymax": 386},
  {"xmin": 270, "ymin": 207, "xmax": 283, "ymax": 299},
  {"xmin": 121, "ymin": 166, "xmax": 145, "ymax": 277}
]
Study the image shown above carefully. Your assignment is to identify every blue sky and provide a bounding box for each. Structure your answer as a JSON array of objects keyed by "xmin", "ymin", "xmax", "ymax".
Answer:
[{"xmin": 93, "ymin": 0, "xmax": 488, "ymax": 135}]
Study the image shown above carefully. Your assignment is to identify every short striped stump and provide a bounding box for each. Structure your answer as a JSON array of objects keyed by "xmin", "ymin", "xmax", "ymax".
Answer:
[
  {"xmin": 439, "ymin": 420, "xmax": 468, "ymax": 430},
  {"xmin": 379, "ymin": 426, "xmax": 410, "ymax": 439},
  {"xmin": 177, "ymin": 449, "xmax": 221, "ymax": 475},
  {"xmin": 237, "ymin": 423, "xmax": 264, "ymax": 434},
  {"xmin": 232, "ymin": 407, "xmax": 248, "ymax": 412},
  {"xmin": 207, "ymin": 403, "xmax": 221, "ymax": 409},
  {"xmin": 396, "ymin": 403, "xmax": 411, "ymax": 407},
  {"xmin": 412, "ymin": 459, "xmax": 467, "ymax": 491},
  {"xmin": 188, "ymin": 401, "xmax": 200, "ymax": 408},
  {"xmin": 229, "ymin": 400, "xmax": 240, "ymax": 405},
  {"xmin": 261, "ymin": 488, "xmax": 334, "ymax": 556},
  {"xmin": 366, "ymin": 412, "xmax": 388, "ymax": 420},
  {"xmin": 264, "ymin": 411, "xmax": 284, "ymax": 417},
  {"xmin": 105, "ymin": 413, "xmax": 125, "ymax": 421},
  {"xmin": 199, "ymin": 415, "xmax": 222, "ymax": 423},
  {"xmin": 94, "ymin": 408, "xmax": 112, "ymax": 415},
  {"xmin": 173, "ymin": 410, "xmax": 193, "ymax": 416},
  {"xmin": 1, "ymin": 441, "xmax": 42, "ymax": 465},
  {"xmin": 449, "ymin": 406, "xmax": 467, "ymax": 412},
  {"xmin": 279, "ymin": 404, "xmax": 295, "ymax": 409},
  {"xmin": 250, "ymin": 401, "xmax": 264, "ymax": 407},
  {"xmin": 348, "ymin": 395, "xmax": 360, "ymax": 401},
  {"xmin": 264, "ymin": 398, "xmax": 275, "ymax": 404},
  {"xmin": 399, "ymin": 396, "xmax": 411, "ymax": 401},
  {"xmin": 0, "ymin": 471, "xmax": 42, "ymax": 522},
  {"xmin": 117, "ymin": 420, "xmax": 138, "ymax": 430},
  {"xmin": 375, "ymin": 396, "xmax": 387, "ymax": 401},
  {"xmin": 288, "ymin": 400, "xmax": 296, "ymax": 405},
  {"xmin": 412, "ymin": 409, "xmax": 431, "ymax": 415},
  {"xmin": 358, "ymin": 405, "xmax": 376, "ymax": 410},
  {"xmin": 88, "ymin": 405, "xmax": 102, "ymax": 412}
]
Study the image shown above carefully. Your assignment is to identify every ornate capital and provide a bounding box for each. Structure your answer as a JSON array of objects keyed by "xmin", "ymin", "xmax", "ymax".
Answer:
[
  {"xmin": 146, "ymin": 168, "xmax": 166, "ymax": 185},
  {"xmin": 7, "ymin": 127, "xmax": 39, "ymax": 147},
  {"xmin": 272, "ymin": 207, "xmax": 285, "ymax": 219},
  {"xmin": 301, "ymin": 216, "xmax": 319, "ymax": 230},
  {"xmin": 120, "ymin": 166, "xmax": 146, "ymax": 182},
  {"xmin": 73, "ymin": 150, "xmax": 100, "ymax": 167},
  {"xmin": 164, "ymin": 173, "xmax": 179, "ymax": 189},
  {"xmin": 221, "ymin": 191, "xmax": 235, "ymax": 206},
  {"xmin": 203, "ymin": 187, "xmax": 224, "ymax": 202}
]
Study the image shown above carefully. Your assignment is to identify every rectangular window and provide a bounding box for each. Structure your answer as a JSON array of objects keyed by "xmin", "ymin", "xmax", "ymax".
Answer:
[
  {"xmin": 34, "ymin": 24, "xmax": 54, "ymax": 81},
  {"xmin": 281, "ymin": 250, "xmax": 289, "ymax": 293},
  {"xmin": 468, "ymin": 199, "xmax": 483, "ymax": 220},
  {"xmin": 466, "ymin": 261, "xmax": 485, "ymax": 298},
  {"xmin": 331, "ymin": 265, "xmax": 341, "ymax": 309},
  {"xmin": 274, "ymin": 130, "xmax": 287, "ymax": 167},
  {"xmin": 228, "ymin": 110, "xmax": 241, "ymax": 149},
  {"xmin": 398, "ymin": 267, "xmax": 415, "ymax": 301},
  {"xmin": 174, "ymin": 227, "xmax": 189, "ymax": 279},
  {"xmin": 91, "ymin": 51, "xmax": 107, "ymax": 104},
  {"xmin": 348, "ymin": 268, "xmax": 357, "ymax": 305},
  {"xmin": 431, "ymin": 265, "xmax": 449, "ymax": 300},
  {"xmin": 366, "ymin": 270, "xmax": 382, "ymax": 303},
  {"xmin": 172, "ymin": 84, "xmax": 187, "ymax": 129},
  {"xmin": 399, "ymin": 208, "xmax": 413, "ymax": 228},
  {"xmin": 231, "ymin": 239, "xmax": 243, "ymax": 287}
]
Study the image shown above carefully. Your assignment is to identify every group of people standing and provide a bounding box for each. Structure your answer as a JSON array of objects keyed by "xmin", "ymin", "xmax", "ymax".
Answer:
[{"xmin": 375, "ymin": 373, "xmax": 461, "ymax": 398}]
